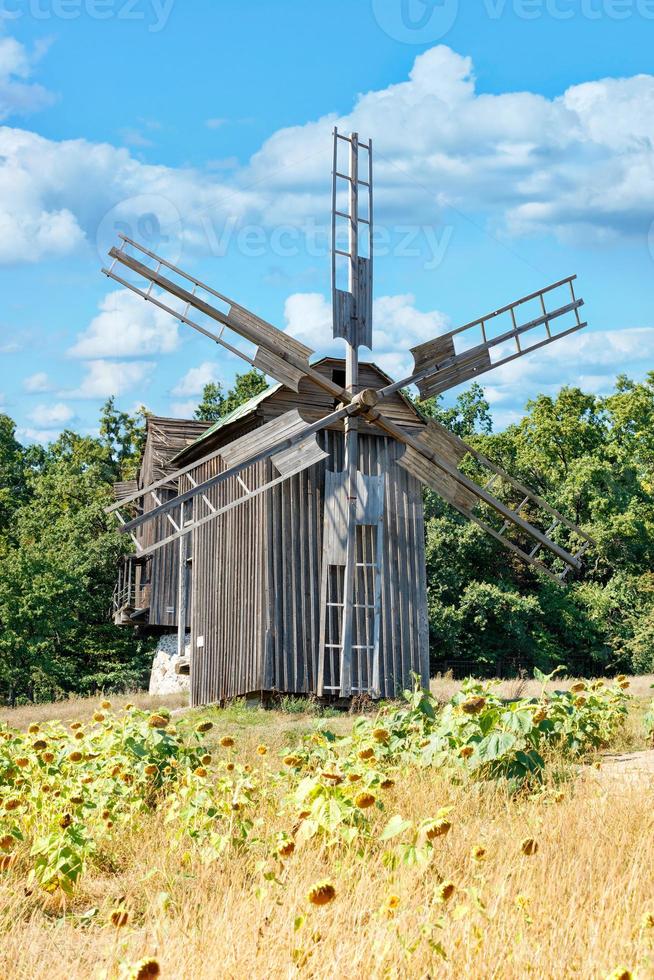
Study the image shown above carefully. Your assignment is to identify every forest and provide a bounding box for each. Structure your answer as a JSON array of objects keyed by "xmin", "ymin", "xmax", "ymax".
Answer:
[{"xmin": 0, "ymin": 370, "xmax": 652, "ymax": 704}]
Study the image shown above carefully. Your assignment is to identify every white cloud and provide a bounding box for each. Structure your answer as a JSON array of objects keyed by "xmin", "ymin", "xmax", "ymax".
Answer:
[
  {"xmin": 171, "ymin": 361, "xmax": 220, "ymax": 397},
  {"xmin": 284, "ymin": 291, "xmax": 449, "ymax": 379},
  {"xmin": 0, "ymin": 341, "xmax": 20, "ymax": 353},
  {"xmin": 458, "ymin": 326, "xmax": 654, "ymax": 414},
  {"xmin": 68, "ymin": 289, "xmax": 180, "ymax": 358},
  {"xmin": 23, "ymin": 371, "xmax": 50, "ymax": 392},
  {"xmin": 0, "ymin": 45, "xmax": 652, "ymax": 266},
  {"xmin": 16, "ymin": 426, "xmax": 59, "ymax": 444},
  {"xmin": 0, "ymin": 125, "xmax": 260, "ymax": 263},
  {"xmin": 0, "ymin": 35, "xmax": 54, "ymax": 122},
  {"xmin": 205, "ymin": 118, "xmax": 227, "ymax": 129},
  {"xmin": 240, "ymin": 46, "xmax": 654, "ymax": 242},
  {"xmin": 28, "ymin": 402, "xmax": 73, "ymax": 427},
  {"xmin": 64, "ymin": 360, "xmax": 155, "ymax": 400},
  {"xmin": 120, "ymin": 127, "xmax": 154, "ymax": 149},
  {"xmin": 170, "ymin": 399, "xmax": 198, "ymax": 417}
]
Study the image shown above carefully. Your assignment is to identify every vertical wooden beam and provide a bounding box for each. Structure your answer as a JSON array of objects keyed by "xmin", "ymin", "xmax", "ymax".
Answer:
[{"xmin": 177, "ymin": 501, "xmax": 188, "ymax": 659}]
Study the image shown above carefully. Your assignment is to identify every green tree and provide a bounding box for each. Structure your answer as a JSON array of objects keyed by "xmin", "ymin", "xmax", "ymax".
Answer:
[
  {"xmin": 0, "ymin": 413, "xmax": 27, "ymax": 532},
  {"xmin": 417, "ymin": 382, "xmax": 493, "ymax": 436},
  {"xmin": 194, "ymin": 382, "xmax": 225, "ymax": 422},
  {"xmin": 99, "ymin": 397, "xmax": 148, "ymax": 481},
  {"xmin": 194, "ymin": 370, "xmax": 268, "ymax": 422},
  {"xmin": 425, "ymin": 377, "xmax": 654, "ymax": 677},
  {"xmin": 0, "ymin": 428, "xmax": 149, "ymax": 704}
]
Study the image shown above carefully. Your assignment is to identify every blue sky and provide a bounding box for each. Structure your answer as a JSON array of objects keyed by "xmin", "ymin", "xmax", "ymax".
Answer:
[{"xmin": 0, "ymin": 0, "xmax": 653, "ymax": 441}]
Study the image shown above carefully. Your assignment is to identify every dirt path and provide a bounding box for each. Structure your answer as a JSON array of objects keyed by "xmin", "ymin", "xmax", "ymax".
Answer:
[{"xmin": 586, "ymin": 748, "xmax": 654, "ymax": 785}]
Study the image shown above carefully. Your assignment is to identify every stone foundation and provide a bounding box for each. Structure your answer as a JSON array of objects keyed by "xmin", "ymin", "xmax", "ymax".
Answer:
[{"xmin": 148, "ymin": 633, "xmax": 191, "ymax": 697}]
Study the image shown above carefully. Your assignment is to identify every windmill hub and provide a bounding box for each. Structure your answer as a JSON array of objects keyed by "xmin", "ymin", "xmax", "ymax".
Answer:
[{"xmin": 351, "ymin": 387, "xmax": 380, "ymax": 411}]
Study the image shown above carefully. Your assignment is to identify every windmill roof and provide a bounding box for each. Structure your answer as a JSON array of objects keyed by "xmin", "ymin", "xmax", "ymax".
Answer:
[
  {"xmin": 190, "ymin": 381, "xmax": 283, "ymax": 444},
  {"xmin": 172, "ymin": 357, "xmax": 423, "ymax": 465}
]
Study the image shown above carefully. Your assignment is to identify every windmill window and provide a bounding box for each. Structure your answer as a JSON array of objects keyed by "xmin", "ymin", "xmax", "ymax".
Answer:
[{"xmin": 332, "ymin": 368, "xmax": 346, "ymax": 408}]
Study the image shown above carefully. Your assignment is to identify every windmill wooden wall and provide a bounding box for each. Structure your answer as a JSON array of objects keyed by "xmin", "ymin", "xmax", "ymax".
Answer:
[
  {"xmin": 176, "ymin": 360, "xmax": 429, "ymax": 705},
  {"xmin": 113, "ymin": 417, "xmax": 209, "ymax": 627}
]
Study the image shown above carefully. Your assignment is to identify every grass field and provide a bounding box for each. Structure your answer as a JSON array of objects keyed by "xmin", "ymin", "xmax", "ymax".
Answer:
[{"xmin": 1, "ymin": 678, "xmax": 653, "ymax": 979}]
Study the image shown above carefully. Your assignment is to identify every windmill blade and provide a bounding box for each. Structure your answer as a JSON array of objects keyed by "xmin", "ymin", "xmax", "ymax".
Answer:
[
  {"xmin": 107, "ymin": 405, "xmax": 351, "ymax": 548},
  {"xmin": 133, "ymin": 426, "xmax": 330, "ymax": 558},
  {"xmin": 103, "ymin": 236, "xmax": 316, "ymax": 393},
  {"xmin": 365, "ymin": 409, "xmax": 593, "ymax": 581},
  {"xmin": 403, "ymin": 276, "xmax": 586, "ymax": 400}
]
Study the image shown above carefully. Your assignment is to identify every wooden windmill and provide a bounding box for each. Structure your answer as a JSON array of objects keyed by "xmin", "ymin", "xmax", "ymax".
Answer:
[{"xmin": 104, "ymin": 128, "xmax": 594, "ymax": 704}]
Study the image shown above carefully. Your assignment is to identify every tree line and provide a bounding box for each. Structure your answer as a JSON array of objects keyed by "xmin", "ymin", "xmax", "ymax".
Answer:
[{"xmin": 0, "ymin": 369, "xmax": 652, "ymax": 704}]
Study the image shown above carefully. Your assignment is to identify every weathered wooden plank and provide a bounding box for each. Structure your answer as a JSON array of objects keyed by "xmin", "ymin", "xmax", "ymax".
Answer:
[
  {"xmin": 253, "ymin": 346, "xmax": 307, "ymax": 392},
  {"xmin": 220, "ymin": 409, "xmax": 309, "ymax": 468},
  {"xmin": 271, "ymin": 435, "xmax": 329, "ymax": 477},
  {"xmin": 415, "ymin": 346, "xmax": 493, "ymax": 399}
]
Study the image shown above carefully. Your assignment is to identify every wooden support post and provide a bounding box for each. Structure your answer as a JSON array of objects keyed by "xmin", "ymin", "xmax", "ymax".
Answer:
[{"xmin": 177, "ymin": 502, "xmax": 188, "ymax": 659}]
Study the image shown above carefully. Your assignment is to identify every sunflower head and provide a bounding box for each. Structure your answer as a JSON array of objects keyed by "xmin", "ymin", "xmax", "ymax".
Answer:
[
  {"xmin": 219, "ymin": 735, "xmax": 235, "ymax": 748},
  {"xmin": 354, "ymin": 792, "xmax": 376, "ymax": 809},
  {"xmin": 438, "ymin": 881, "xmax": 455, "ymax": 902},
  {"xmin": 307, "ymin": 880, "xmax": 336, "ymax": 907},
  {"xmin": 424, "ymin": 819, "xmax": 452, "ymax": 840},
  {"xmin": 521, "ymin": 838, "xmax": 539, "ymax": 856},
  {"xmin": 196, "ymin": 721, "xmax": 213, "ymax": 734},
  {"xmin": 110, "ymin": 908, "xmax": 129, "ymax": 928},
  {"xmin": 357, "ymin": 748, "xmax": 374, "ymax": 761},
  {"xmin": 471, "ymin": 844, "xmax": 487, "ymax": 862},
  {"xmin": 257, "ymin": 744, "xmax": 268, "ymax": 756},
  {"xmin": 277, "ymin": 838, "xmax": 295, "ymax": 859},
  {"xmin": 129, "ymin": 958, "xmax": 160, "ymax": 980},
  {"xmin": 148, "ymin": 715, "xmax": 168, "ymax": 730},
  {"xmin": 461, "ymin": 696, "xmax": 486, "ymax": 715},
  {"xmin": 372, "ymin": 728, "xmax": 389, "ymax": 744}
]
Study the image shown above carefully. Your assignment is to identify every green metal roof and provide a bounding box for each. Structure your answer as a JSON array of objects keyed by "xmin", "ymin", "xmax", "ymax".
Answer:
[{"xmin": 171, "ymin": 381, "xmax": 282, "ymax": 462}]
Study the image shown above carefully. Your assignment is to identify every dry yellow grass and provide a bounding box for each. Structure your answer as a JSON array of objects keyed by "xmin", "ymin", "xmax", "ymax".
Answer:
[
  {"xmin": 1, "ymin": 697, "xmax": 654, "ymax": 979},
  {"xmin": 0, "ymin": 692, "xmax": 189, "ymax": 731},
  {"xmin": 430, "ymin": 672, "xmax": 654, "ymax": 702}
]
